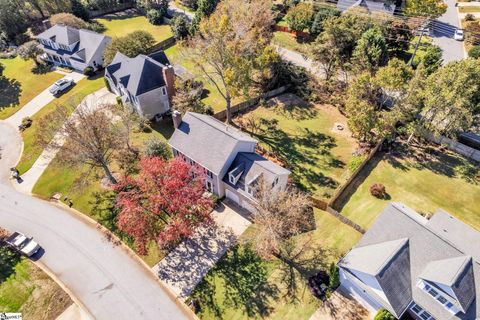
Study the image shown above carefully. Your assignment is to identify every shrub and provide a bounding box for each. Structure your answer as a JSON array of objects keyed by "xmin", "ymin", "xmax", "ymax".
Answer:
[
  {"xmin": 21, "ymin": 117, "xmax": 32, "ymax": 127},
  {"xmin": 143, "ymin": 138, "xmax": 171, "ymax": 159},
  {"xmin": 104, "ymin": 77, "xmax": 111, "ymax": 91},
  {"xmin": 116, "ymin": 96, "xmax": 123, "ymax": 106},
  {"xmin": 204, "ymin": 106, "xmax": 214, "ymax": 115},
  {"xmin": 465, "ymin": 13, "xmax": 476, "ymax": 21},
  {"xmin": 170, "ymin": 14, "xmax": 190, "ymax": 40},
  {"xmin": 328, "ymin": 262, "xmax": 340, "ymax": 289},
  {"xmin": 469, "ymin": 45, "xmax": 480, "ymax": 59},
  {"xmin": 14, "ymin": 33, "xmax": 30, "ymax": 46},
  {"xmin": 135, "ymin": 118, "xmax": 151, "ymax": 133},
  {"xmin": 285, "ymin": 2, "xmax": 314, "ymax": 32},
  {"xmin": 370, "ymin": 183, "xmax": 386, "ymax": 198},
  {"xmin": 374, "ymin": 308, "xmax": 395, "ymax": 320},
  {"xmin": 147, "ymin": 8, "xmax": 164, "ymax": 25},
  {"xmin": 465, "ymin": 22, "xmax": 480, "ymax": 45},
  {"xmin": 83, "ymin": 66, "xmax": 94, "ymax": 76},
  {"xmin": 50, "ymin": 13, "xmax": 88, "ymax": 29},
  {"xmin": 103, "ymin": 31, "xmax": 155, "ymax": 65},
  {"xmin": 347, "ymin": 155, "xmax": 366, "ymax": 172}
]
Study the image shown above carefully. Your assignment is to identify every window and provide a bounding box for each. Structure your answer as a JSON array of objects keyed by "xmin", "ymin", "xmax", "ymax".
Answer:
[
  {"xmin": 410, "ymin": 303, "xmax": 434, "ymax": 320},
  {"xmin": 246, "ymin": 186, "xmax": 253, "ymax": 195},
  {"xmin": 205, "ymin": 181, "xmax": 213, "ymax": 192},
  {"xmin": 207, "ymin": 170, "xmax": 213, "ymax": 179},
  {"xmin": 173, "ymin": 149, "xmax": 178, "ymax": 157},
  {"xmin": 162, "ymin": 87, "xmax": 167, "ymax": 95},
  {"xmin": 419, "ymin": 281, "xmax": 457, "ymax": 314},
  {"xmin": 229, "ymin": 175, "xmax": 235, "ymax": 184}
]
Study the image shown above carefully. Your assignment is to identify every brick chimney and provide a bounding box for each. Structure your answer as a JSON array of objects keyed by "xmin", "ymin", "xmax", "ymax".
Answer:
[
  {"xmin": 172, "ymin": 110, "xmax": 182, "ymax": 129},
  {"xmin": 162, "ymin": 65, "xmax": 176, "ymax": 100}
]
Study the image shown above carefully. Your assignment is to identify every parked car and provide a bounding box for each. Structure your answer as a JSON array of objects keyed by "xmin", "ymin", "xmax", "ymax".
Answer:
[
  {"xmin": 5, "ymin": 231, "xmax": 40, "ymax": 257},
  {"xmin": 49, "ymin": 77, "xmax": 74, "ymax": 96},
  {"xmin": 454, "ymin": 29, "xmax": 464, "ymax": 41}
]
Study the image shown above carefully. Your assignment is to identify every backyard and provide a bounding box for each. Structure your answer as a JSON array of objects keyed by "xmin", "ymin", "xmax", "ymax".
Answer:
[
  {"xmin": 0, "ymin": 57, "xmax": 63, "ymax": 120},
  {"xmin": 190, "ymin": 208, "xmax": 362, "ymax": 320},
  {"xmin": 0, "ymin": 248, "xmax": 71, "ymax": 318},
  {"xmin": 94, "ymin": 10, "xmax": 173, "ymax": 43},
  {"xmin": 339, "ymin": 142, "xmax": 480, "ymax": 230},
  {"xmin": 234, "ymin": 94, "xmax": 357, "ymax": 199}
]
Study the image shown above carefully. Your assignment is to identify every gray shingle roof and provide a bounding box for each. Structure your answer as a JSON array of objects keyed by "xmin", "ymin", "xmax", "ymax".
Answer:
[
  {"xmin": 38, "ymin": 24, "xmax": 80, "ymax": 45},
  {"xmin": 168, "ymin": 112, "xmax": 257, "ymax": 174},
  {"xmin": 340, "ymin": 203, "xmax": 480, "ymax": 320},
  {"xmin": 336, "ymin": 0, "xmax": 396, "ymax": 14}
]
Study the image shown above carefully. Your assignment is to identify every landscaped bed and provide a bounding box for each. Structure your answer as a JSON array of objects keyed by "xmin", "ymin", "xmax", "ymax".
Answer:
[
  {"xmin": 234, "ymin": 93, "xmax": 358, "ymax": 199},
  {"xmin": 0, "ymin": 57, "xmax": 63, "ymax": 120},
  {"xmin": 340, "ymin": 142, "xmax": 480, "ymax": 230},
  {"xmin": 95, "ymin": 10, "xmax": 173, "ymax": 43}
]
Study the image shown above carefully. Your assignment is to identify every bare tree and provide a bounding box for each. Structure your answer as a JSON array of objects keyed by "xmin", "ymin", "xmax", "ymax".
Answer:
[{"xmin": 36, "ymin": 102, "xmax": 126, "ymax": 184}]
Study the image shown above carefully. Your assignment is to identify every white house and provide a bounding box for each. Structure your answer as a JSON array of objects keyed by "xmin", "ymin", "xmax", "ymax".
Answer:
[
  {"xmin": 37, "ymin": 24, "xmax": 111, "ymax": 71},
  {"xmin": 168, "ymin": 112, "xmax": 291, "ymax": 211}
]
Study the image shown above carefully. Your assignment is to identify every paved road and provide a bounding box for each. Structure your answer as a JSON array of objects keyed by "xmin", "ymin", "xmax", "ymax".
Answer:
[
  {"xmin": 0, "ymin": 122, "xmax": 193, "ymax": 319},
  {"xmin": 431, "ymin": 0, "xmax": 465, "ymax": 63},
  {"xmin": 168, "ymin": 1, "xmax": 194, "ymax": 21}
]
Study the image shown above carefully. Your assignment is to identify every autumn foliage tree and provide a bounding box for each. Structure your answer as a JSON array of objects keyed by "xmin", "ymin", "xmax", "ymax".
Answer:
[{"xmin": 114, "ymin": 157, "xmax": 214, "ymax": 254}]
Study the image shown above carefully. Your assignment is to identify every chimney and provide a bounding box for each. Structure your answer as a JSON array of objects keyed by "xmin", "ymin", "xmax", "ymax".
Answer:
[
  {"xmin": 162, "ymin": 65, "xmax": 176, "ymax": 100},
  {"xmin": 172, "ymin": 110, "xmax": 182, "ymax": 129}
]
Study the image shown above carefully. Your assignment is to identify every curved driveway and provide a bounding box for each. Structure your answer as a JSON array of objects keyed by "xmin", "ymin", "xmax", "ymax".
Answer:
[{"xmin": 0, "ymin": 122, "xmax": 192, "ymax": 320}]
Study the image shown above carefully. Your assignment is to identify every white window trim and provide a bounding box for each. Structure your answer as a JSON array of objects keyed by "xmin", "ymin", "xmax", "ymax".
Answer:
[
  {"xmin": 409, "ymin": 302, "xmax": 435, "ymax": 320},
  {"xmin": 418, "ymin": 280, "xmax": 458, "ymax": 314}
]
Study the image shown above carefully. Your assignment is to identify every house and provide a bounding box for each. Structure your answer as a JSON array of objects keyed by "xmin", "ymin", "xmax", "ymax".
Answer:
[
  {"xmin": 105, "ymin": 51, "xmax": 175, "ymax": 119},
  {"xmin": 168, "ymin": 111, "xmax": 290, "ymax": 211},
  {"xmin": 338, "ymin": 202, "xmax": 480, "ymax": 320},
  {"xmin": 336, "ymin": 0, "xmax": 397, "ymax": 15},
  {"xmin": 37, "ymin": 24, "xmax": 111, "ymax": 71}
]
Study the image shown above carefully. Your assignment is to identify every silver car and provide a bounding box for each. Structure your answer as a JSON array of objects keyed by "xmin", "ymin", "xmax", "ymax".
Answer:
[
  {"xmin": 49, "ymin": 77, "xmax": 74, "ymax": 96},
  {"xmin": 5, "ymin": 231, "xmax": 41, "ymax": 257},
  {"xmin": 454, "ymin": 29, "xmax": 464, "ymax": 41}
]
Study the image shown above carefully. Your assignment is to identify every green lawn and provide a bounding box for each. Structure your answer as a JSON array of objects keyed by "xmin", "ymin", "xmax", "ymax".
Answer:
[
  {"xmin": 340, "ymin": 143, "xmax": 480, "ymax": 230},
  {"xmin": 16, "ymin": 75, "xmax": 105, "ymax": 174},
  {"xmin": 95, "ymin": 13, "xmax": 173, "ymax": 43},
  {"xmin": 459, "ymin": 6, "xmax": 480, "ymax": 12},
  {"xmin": 192, "ymin": 209, "xmax": 362, "ymax": 320},
  {"xmin": 235, "ymin": 97, "xmax": 357, "ymax": 198},
  {"xmin": 273, "ymin": 32, "xmax": 310, "ymax": 53},
  {"xmin": 0, "ymin": 57, "xmax": 63, "ymax": 120},
  {"xmin": 164, "ymin": 44, "xmax": 232, "ymax": 113}
]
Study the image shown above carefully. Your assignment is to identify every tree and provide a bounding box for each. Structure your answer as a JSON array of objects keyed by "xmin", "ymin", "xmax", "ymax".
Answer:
[
  {"xmin": 103, "ymin": 31, "xmax": 155, "ymax": 65},
  {"xmin": 170, "ymin": 14, "xmax": 190, "ymax": 40},
  {"xmin": 188, "ymin": 0, "xmax": 277, "ymax": 123},
  {"xmin": 0, "ymin": 61, "xmax": 4, "ymax": 78},
  {"xmin": 419, "ymin": 45, "xmax": 443, "ymax": 75},
  {"xmin": 405, "ymin": 0, "xmax": 447, "ymax": 18},
  {"xmin": 352, "ymin": 28, "xmax": 387, "ymax": 75},
  {"xmin": 419, "ymin": 59, "xmax": 480, "ymax": 137},
  {"xmin": 465, "ymin": 22, "xmax": 480, "ymax": 46},
  {"xmin": 374, "ymin": 58, "xmax": 414, "ymax": 107},
  {"xmin": 309, "ymin": 7, "xmax": 340, "ymax": 35},
  {"xmin": 385, "ymin": 19, "xmax": 413, "ymax": 52},
  {"xmin": 36, "ymin": 102, "xmax": 125, "ymax": 184},
  {"xmin": 114, "ymin": 157, "xmax": 214, "ymax": 254},
  {"xmin": 244, "ymin": 179, "xmax": 312, "ymax": 260},
  {"xmin": 196, "ymin": 0, "xmax": 219, "ymax": 17},
  {"xmin": 143, "ymin": 138, "xmax": 171, "ymax": 159},
  {"xmin": 17, "ymin": 40, "xmax": 42, "ymax": 66},
  {"xmin": 309, "ymin": 33, "xmax": 340, "ymax": 81},
  {"xmin": 147, "ymin": 8, "xmax": 164, "ymax": 25},
  {"xmin": 71, "ymin": 0, "xmax": 89, "ymax": 21},
  {"xmin": 285, "ymin": 2, "xmax": 314, "ymax": 32},
  {"xmin": 374, "ymin": 308, "xmax": 395, "ymax": 320},
  {"xmin": 172, "ymin": 78, "xmax": 206, "ymax": 114},
  {"xmin": 469, "ymin": 46, "xmax": 480, "ymax": 59}
]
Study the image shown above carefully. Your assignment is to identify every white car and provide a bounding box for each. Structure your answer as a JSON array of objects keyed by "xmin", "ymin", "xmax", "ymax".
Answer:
[
  {"xmin": 49, "ymin": 77, "xmax": 74, "ymax": 96},
  {"xmin": 454, "ymin": 29, "xmax": 464, "ymax": 41},
  {"xmin": 5, "ymin": 232, "xmax": 41, "ymax": 257}
]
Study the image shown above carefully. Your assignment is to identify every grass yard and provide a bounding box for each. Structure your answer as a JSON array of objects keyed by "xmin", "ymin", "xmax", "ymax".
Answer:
[
  {"xmin": 0, "ymin": 57, "xmax": 63, "ymax": 120},
  {"xmin": 235, "ymin": 94, "xmax": 357, "ymax": 199},
  {"xmin": 32, "ymin": 119, "xmax": 175, "ymax": 266},
  {"xmin": 459, "ymin": 6, "xmax": 480, "ymax": 12},
  {"xmin": 95, "ymin": 11, "xmax": 173, "ymax": 43},
  {"xmin": 164, "ymin": 44, "xmax": 233, "ymax": 113},
  {"xmin": 191, "ymin": 209, "xmax": 362, "ymax": 320},
  {"xmin": 0, "ymin": 253, "xmax": 71, "ymax": 318},
  {"xmin": 340, "ymin": 142, "xmax": 480, "ymax": 230},
  {"xmin": 16, "ymin": 75, "xmax": 105, "ymax": 174},
  {"xmin": 273, "ymin": 32, "xmax": 310, "ymax": 54}
]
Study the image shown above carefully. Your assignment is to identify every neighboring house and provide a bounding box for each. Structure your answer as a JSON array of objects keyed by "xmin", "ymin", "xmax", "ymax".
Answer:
[
  {"xmin": 168, "ymin": 111, "xmax": 290, "ymax": 211},
  {"xmin": 105, "ymin": 51, "xmax": 175, "ymax": 119},
  {"xmin": 37, "ymin": 24, "xmax": 111, "ymax": 71},
  {"xmin": 339, "ymin": 202, "xmax": 480, "ymax": 320},
  {"xmin": 336, "ymin": 0, "xmax": 397, "ymax": 14}
]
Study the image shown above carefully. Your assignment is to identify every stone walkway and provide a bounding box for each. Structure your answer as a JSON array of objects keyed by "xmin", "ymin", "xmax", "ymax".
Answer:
[
  {"xmin": 154, "ymin": 200, "xmax": 251, "ymax": 299},
  {"xmin": 5, "ymin": 72, "xmax": 85, "ymax": 127},
  {"xmin": 16, "ymin": 88, "xmax": 116, "ymax": 193}
]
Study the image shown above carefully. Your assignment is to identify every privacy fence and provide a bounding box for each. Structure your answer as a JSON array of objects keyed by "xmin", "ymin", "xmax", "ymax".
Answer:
[{"xmin": 426, "ymin": 134, "xmax": 480, "ymax": 163}]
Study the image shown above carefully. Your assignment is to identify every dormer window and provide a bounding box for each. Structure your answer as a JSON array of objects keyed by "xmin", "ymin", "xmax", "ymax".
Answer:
[
  {"xmin": 418, "ymin": 281, "xmax": 459, "ymax": 314},
  {"xmin": 228, "ymin": 164, "xmax": 244, "ymax": 186}
]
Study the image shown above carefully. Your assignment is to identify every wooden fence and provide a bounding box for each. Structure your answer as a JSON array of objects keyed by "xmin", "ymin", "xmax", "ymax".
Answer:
[
  {"xmin": 426, "ymin": 134, "xmax": 480, "ymax": 163},
  {"xmin": 88, "ymin": 2, "xmax": 134, "ymax": 18},
  {"xmin": 213, "ymin": 86, "xmax": 288, "ymax": 121},
  {"xmin": 274, "ymin": 25, "xmax": 310, "ymax": 39},
  {"xmin": 148, "ymin": 37, "xmax": 176, "ymax": 53}
]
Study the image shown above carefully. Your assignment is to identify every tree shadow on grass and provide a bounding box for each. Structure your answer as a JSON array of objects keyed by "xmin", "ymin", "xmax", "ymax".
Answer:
[
  {"xmin": 0, "ymin": 246, "xmax": 21, "ymax": 284},
  {"xmin": 0, "ymin": 77, "xmax": 21, "ymax": 109},
  {"xmin": 268, "ymin": 93, "xmax": 318, "ymax": 121},
  {"xmin": 31, "ymin": 63, "xmax": 53, "ymax": 75},
  {"xmin": 191, "ymin": 244, "xmax": 279, "ymax": 319}
]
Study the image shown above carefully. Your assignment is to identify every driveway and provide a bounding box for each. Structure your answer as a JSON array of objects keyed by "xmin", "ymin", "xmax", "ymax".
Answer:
[
  {"xmin": 16, "ymin": 88, "xmax": 117, "ymax": 194},
  {"xmin": 0, "ymin": 124, "xmax": 193, "ymax": 319},
  {"xmin": 154, "ymin": 200, "xmax": 251, "ymax": 299},
  {"xmin": 5, "ymin": 72, "xmax": 85, "ymax": 127},
  {"xmin": 431, "ymin": 0, "xmax": 465, "ymax": 63},
  {"xmin": 168, "ymin": 1, "xmax": 194, "ymax": 21}
]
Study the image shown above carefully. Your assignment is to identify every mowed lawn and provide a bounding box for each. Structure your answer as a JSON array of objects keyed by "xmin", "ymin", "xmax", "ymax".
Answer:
[
  {"xmin": 16, "ymin": 75, "xmax": 105, "ymax": 174},
  {"xmin": 192, "ymin": 209, "xmax": 362, "ymax": 320},
  {"xmin": 341, "ymin": 144, "xmax": 480, "ymax": 230},
  {"xmin": 235, "ymin": 94, "xmax": 357, "ymax": 198},
  {"xmin": 95, "ymin": 12, "xmax": 173, "ymax": 43},
  {"xmin": 0, "ymin": 57, "xmax": 63, "ymax": 119}
]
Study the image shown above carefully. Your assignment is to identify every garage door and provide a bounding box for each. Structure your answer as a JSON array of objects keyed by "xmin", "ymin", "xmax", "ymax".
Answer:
[{"xmin": 225, "ymin": 189, "xmax": 240, "ymax": 204}]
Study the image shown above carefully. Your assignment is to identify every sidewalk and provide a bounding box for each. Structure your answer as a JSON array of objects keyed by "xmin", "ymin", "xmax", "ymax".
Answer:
[
  {"xmin": 16, "ymin": 88, "xmax": 116, "ymax": 194},
  {"xmin": 154, "ymin": 200, "xmax": 251, "ymax": 299},
  {"xmin": 4, "ymin": 72, "xmax": 85, "ymax": 127}
]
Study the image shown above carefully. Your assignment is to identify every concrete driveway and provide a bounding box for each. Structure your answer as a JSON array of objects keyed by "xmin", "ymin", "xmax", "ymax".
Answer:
[
  {"xmin": 154, "ymin": 200, "xmax": 251, "ymax": 299},
  {"xmin": 0, "ymin": 122, "xmax": 193, "ymax": 318}
]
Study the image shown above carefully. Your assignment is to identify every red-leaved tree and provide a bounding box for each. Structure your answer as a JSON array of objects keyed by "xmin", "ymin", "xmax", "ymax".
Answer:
[{"xmin": 114, "ymin": 157, "xmax": 214, "ymax": 254}]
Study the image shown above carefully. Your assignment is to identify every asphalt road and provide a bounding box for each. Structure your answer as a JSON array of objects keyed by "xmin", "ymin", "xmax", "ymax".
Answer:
[{"xmin": 0, "ymin": 122, "xmax": 192, "ymax": 320}]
